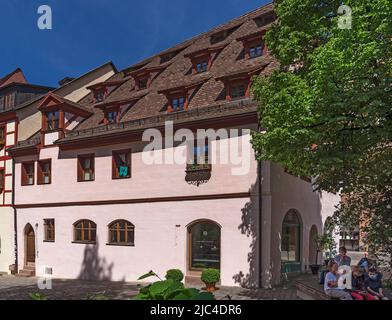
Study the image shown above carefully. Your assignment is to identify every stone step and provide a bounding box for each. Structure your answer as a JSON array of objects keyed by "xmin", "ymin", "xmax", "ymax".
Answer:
[
  {"xmin": 23, "ymin": 265, "xmax": 36, "ymax": 271},
  {"xmin": 17, "ymin": 269, "xmax": 35, "ymax": 277}
]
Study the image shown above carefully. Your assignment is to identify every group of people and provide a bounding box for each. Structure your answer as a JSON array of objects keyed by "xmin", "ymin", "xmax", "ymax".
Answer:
[{"xmin": 324, "ymin": 247, "xmax": 389, "ymax": 300}]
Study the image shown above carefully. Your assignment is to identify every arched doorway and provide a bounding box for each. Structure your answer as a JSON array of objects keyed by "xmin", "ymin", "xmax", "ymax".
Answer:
[
  {"xmin": 24, "ymin": 224, "xmax": 36, "ymax": 265},
  {"xmin": 281, "ymin": 210, "xmax": 302, "ymax": 273},
  {"xmin": 309, "ymin": 225, "xmax": 319, "ymax": 266},
  {"xmin": 188, "ymin": 220, "xmax": 221, "ymax": 271}
]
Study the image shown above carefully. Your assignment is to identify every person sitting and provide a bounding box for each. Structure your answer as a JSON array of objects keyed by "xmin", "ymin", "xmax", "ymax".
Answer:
[
  {"xmin": 350, "ymin": 266, "xmax": 376, "ymax": 300},
  {"xmin": 365, "ymin": 267, "xmax": 389, "ymax": 300},
  {"xmin": 357, "ymin": 252, "xmax": 372, "ymax": 272},
  {"xmin": 334, "ymin": 247, "xmax": 351, "ymax": 267},
  {"xmin": 324, "ymin": 260, "xmax": 353, "ymax": 300}
]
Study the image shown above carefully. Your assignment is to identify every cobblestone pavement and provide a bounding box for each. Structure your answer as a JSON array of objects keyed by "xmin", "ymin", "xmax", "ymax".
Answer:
[{"xmin": 0, "ymin": 274, "xmax": 298, "ymax": 300}]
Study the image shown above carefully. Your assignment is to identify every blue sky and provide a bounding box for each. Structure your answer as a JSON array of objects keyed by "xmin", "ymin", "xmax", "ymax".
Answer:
[{"xmin": 0, "ymin": 0, "xmax": 270, "ymax": 87}]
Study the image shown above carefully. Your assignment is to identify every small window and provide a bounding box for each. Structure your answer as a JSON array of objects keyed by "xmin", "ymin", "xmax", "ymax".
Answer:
[
  {"xmin": 138, "ymin": 77, "xmax": 148, "ymax": 90},
  {"xmin": 108, "ymin": 220, "xmax": 135, "ymax": 246},
  {"xmin": 44, "ymin": 219, "xmax": 55, "ymax": 242},
  {"xmin": 112, "ymin": 150, "xmax": 131, "ymax": 179},
  {"xmin": 196, "ymin": 61, "xmax": 208, "ymax": 73},
  {"xmin": 95, "ymin": 90, "xmax": 106, "ymax": 102},
  {"xmin": 187, "ymin": 140, "xmax": 210, "ymax": 170},
  {"xmin": 0, "ymin": 168, "xmax": 4, "ymax": 192},
  {"xmin": 171, "ymin": 97, "xmax": 185, "ymax": 112},
  {"xmin": 77, "ymin": 155, "xmax": 95, "ymax": 182},
  {"xmin": 0, "ymin": 127, "xmax": 5, "ymax": 146},
  {"xmin": 73, "ymin": 220, "xmax": 96, "ymax": 243},
  {"xmin": 230, "ymin": 84, "xmax": 247, "ymax": 99},
  {"xmin": 37, "ymin": 160, "xmax": 51, "ymax": 185},
  {"xmin": 106, "ymin": 111, "xmax": 118, "ymax": 124},
  {"xmin": 45, "ymin": 111, "xmax": 60, "ymax": 131},
  {"xmin": 249, "ymin": 43, "xmax": 263, "ymax": 58},
  {"xmin": 22, "ymin": 162, "xmax": 35, "ymax": 186}
]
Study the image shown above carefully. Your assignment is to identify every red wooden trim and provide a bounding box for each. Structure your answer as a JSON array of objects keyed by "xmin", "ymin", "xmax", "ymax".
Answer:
[{"xmin": 14, "ymin": 192, "xmax": 252, "ymax": 209}]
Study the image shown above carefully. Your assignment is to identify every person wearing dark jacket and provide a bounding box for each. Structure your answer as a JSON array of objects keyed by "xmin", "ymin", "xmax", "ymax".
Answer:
[
  {"xmin": 365, "ymin": 267, "xmax": 389, "ymax": 300},
  {"xmin": 350, "ymin": 266, "xmax": 376, "ymax": 300}
]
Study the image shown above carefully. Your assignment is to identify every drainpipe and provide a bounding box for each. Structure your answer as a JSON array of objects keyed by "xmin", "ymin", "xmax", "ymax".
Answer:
[
  {"xmin": 12, "ymin": 158, "xmax": 18, "ymax": 274},
  {"xmin": 258, "ymin": 160, "xmax": 263, "ymax": 289},
  {"xmin": 256, "ymin": 117, "xmax": 263, "ymax": 289}
]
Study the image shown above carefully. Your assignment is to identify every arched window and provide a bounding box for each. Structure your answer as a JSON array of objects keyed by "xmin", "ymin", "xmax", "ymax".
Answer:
[
  {"xmin": 73, "ymin": 220, "xmax": 97, "ymax": 243},
  {"xmin": 108, "ymin": 220, "xmax": 135, "ymax": 246},
  {"xmin": 188, "ymin": 220, "xmax": 221, "ymax": 270},
  {"xmin": 281, "ymin": 210, "xmax": 302, "ymax": 273}
]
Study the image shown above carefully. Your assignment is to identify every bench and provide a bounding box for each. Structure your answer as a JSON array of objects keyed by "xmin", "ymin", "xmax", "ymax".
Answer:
[{"xmin": 295, "ymin": 280, "xmax": 334, "ymax": 300}]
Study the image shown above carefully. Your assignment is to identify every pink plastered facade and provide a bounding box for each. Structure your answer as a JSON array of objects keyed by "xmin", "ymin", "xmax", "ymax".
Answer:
[{"xmin": 14, "ymin": 130, "xmax": 338, "ymax": 287}]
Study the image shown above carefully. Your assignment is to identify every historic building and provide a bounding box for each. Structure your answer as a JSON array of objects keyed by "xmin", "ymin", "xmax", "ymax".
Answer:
[
  {"xmin": 0, "ymin": 63, "xmax": 117, "ymax": 274},
  {"xmin": 9, "ymin": 3, "xmax": 339, "ymax": 287}
]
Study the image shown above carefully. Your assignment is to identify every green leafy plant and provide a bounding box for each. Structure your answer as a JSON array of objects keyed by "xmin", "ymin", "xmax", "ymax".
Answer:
[
  {"xmin": 165, "ymin": 269, "xmax": 184, "ymax": 282},
  {"xmin": 201, "ymin": 268, "xmax": 220, "ymax": 284},
  {"xmin": 133, "ymin": 270, "xmax": 214, "ymax": 300},
  {"xmin": 29, "ymin": 293, "xmax": 49, "ymax": 300}
]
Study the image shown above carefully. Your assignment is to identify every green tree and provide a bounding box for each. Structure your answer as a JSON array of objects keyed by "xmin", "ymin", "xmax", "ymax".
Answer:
[{"xmin": 251, "ymin": 0, "xmax": 391, "ymax": 265}]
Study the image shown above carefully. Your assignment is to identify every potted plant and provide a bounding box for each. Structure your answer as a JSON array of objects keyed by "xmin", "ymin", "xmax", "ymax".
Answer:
[
  {"xmin": 201, "ymin": 268, "xmax": 220, "ymax": 292},
  {"xmin": 165, "ymin": 269, "xmax": 184, "ymax": 282}
]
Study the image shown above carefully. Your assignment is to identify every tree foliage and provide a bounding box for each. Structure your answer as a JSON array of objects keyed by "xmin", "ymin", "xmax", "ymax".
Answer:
[{"xmin": 251, "ymin": 0, "xmax": 391, "ymax": 264}]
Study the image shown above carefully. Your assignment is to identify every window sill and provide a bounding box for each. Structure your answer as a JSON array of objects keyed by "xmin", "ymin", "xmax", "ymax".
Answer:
[
  {"xmin": 112, "ymin": 176, "xmax": 131, "ymax": 180},
  {"xmin": 72, "ymin": 241, "xmax": 96, "ymax": 245},
  {"xmin": 21, "ymin": 184, "xmax": 34, "ymax": 187},
  {"xmin": 37, "ymin": 182, "xmax": 52, "ymax": 186},
  {"xmin": 43, "ymin": 240, "xmax": 55, "ymax": 243},
  {"xmin": 106, "ymin": 243, "xmax": 135, "ymax": 247},
  {"xmin": 77, "ymin": 179, "xmax": 95, "ymax": 183}
]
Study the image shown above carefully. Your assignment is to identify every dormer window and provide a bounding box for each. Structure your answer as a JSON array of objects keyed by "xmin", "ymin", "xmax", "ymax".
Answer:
[
  {"xmin": 171, "ymin": 96, "xmax": 186, "ymax": 112},
  {"xmin": 230, "ymin": 83, "xmax": 247, "ymax": 99},
  {"xmin": 95, "ymin": 89, "xmax": 106, "ymax": 102},
  {"xmin": 196, "ymin": 60, "xmax": 208, "ymax": 73},
  {"xmin": 249, "ymin": 43, "xmax": 264, "ymax": 58},
  {"xmin": 45, "ymin": 111, "xmax": 60, "ymax": 131},
  {"xmin": 105, "ymin": 109, "xmax": 119, "ymax": 124},
  {"xmin": 237, "ymin": 32, "xmax": 266, "ymax": 60},
  {"xmin": 137, "ymin": 77, "xmax": 149, "ymax": 90}
]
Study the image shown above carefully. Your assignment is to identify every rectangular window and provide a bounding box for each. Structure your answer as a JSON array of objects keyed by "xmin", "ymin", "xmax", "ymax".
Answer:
[
  {"xmin": 196, "ymin": 61, "xmax": 208, "ymax": 73},
  {"xmin": 37, "ymin": 160, "xmax": 51, "ymax": 185},
  {"xmin": 0, "ymin": 127, "xmax": 5, "ymax": 146},
  {"xmin": 106, "ymin": 111, "xmax": 118, "ymax": 124},
  {"xmin": 230, "ymin": 84, "xmax": 246, "ymax": 99},
  {"xmin": 112, "ymin": 150, "xmax": 131, "ymax": 179},
  {"xmin": 0, "ymin": 168, "xmax": 4, "ymax": 192},
  {"xmin": 249, "ymin": 44, "xmax": 263, "ymax": 58},
  {"xmin": 77, "ymin": 155, "xmax": 95, "ymax": 182},
  {"xmin": 45, "ymin": 111, "xmax": 60, "ymax": 131},
  {"xmin": 187, "ymin": 140, "xmax": 210, "ymax": 170},
  {"xmin": 44, "ymin": 219, "xmax": 55, "ymax": 242},
  {"xmin": 22, "ymin": 162, "xmax": 35, "ymax": 186},
  {"xmin": 138, "ymin": 77, "xmax": 148, "ymax": 90},
  {"xmin": 171, "ymin": 97, "xmax": 185, "ymax": 112},
  {"xmin": 95, "ymin": 90, "xmax": 105, "ymax": 102}
]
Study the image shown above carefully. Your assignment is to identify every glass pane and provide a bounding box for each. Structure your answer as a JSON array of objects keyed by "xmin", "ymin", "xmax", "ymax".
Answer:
[
  {"xmin": 119, "ymin": 230, "xmax": 125, "ymax": 242},
  {"xmin": 127, "ymin": 230, "xmax": 134, "ymax": 244},
  {"xmin": 44, "ymin": 174, "xmax": 50, "ymax": 184},
  {"xmin": 190, "ymin": 222, "xmax": 220, "ymax": 269},
  {"xmin": 76, "ymin": 229, "xmax": 82, "ymax": 241},
  {"xmin": 91, "ymin": 229, "xmax": 96, "ymax": 242},
  {"xmin": 110, "ymin": 230, "xmax": 117, "ymax": 243}
]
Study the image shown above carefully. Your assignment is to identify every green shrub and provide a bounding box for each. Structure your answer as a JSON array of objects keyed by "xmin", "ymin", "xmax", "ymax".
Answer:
[
  {"xmin": 29, "ymin": 293, "xmax": 49, "ymax": 300},
  {"xmin": 201, "ymin": 268, "xmax": 220, "ymax": 284},
  {"xmin": 165, "ymin": 269, "xmax": 184, "ymax": 282},
  {"xmin": 134, "ymin": 270, "xmax": 214, "ymax": 300}
]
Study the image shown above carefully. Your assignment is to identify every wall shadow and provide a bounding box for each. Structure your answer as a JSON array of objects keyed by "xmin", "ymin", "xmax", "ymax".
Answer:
[
  {"xmin": 232, "ymin": 181, "xmax": 259, "ymax": 289},
  {"xmin": 77, "ymin": 239, "xmax": 114, "ymax": 281}
]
